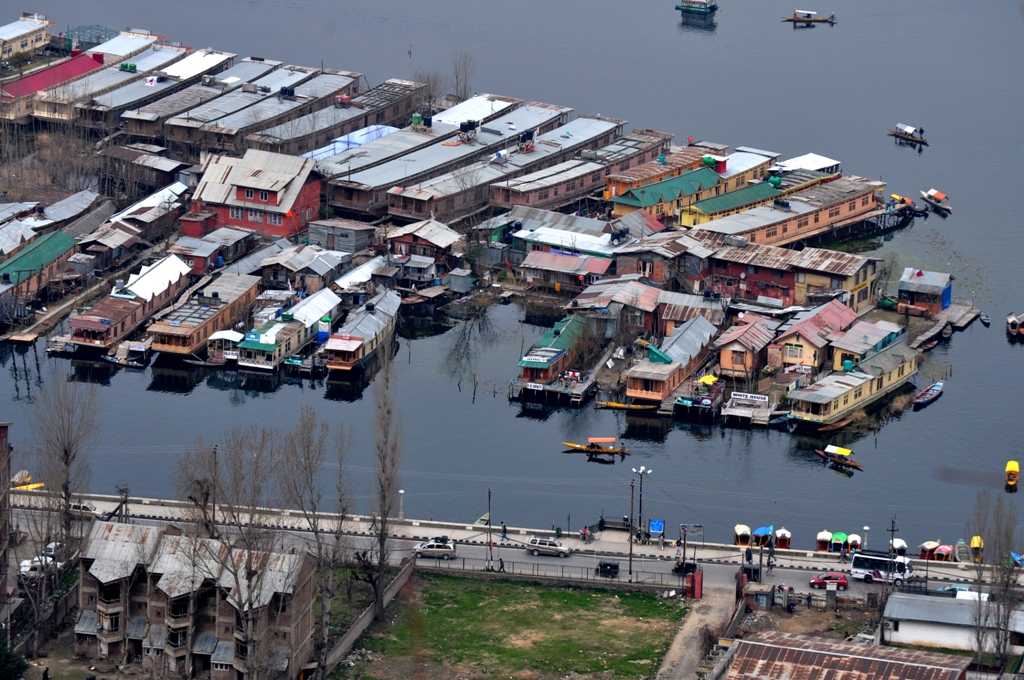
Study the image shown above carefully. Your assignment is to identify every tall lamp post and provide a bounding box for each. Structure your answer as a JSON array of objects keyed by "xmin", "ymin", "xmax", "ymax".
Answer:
[
  {"xmin": 632, "ymin": 466, "xmax": 652, "ymax": 540},
  {"xmin": 863, "ymin": 525, "xmax": 870, "ymax": 550}
]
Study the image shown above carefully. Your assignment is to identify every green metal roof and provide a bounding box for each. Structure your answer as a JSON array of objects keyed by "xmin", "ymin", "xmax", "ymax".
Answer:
[
  {"xmin": 237, "ymin": 340, "xmax": 277, "ymax": 352},
  {"xmin": 689, "ymin": 182, "xmax": 781, "ymax": 215},
  {"xmin": 0, "ymin": 231, "xmax": 76, "ymax": 285},
  {"xmin": 612, "ymin": 167, "xmax": 720, "ymax": 207},
  {"xmin": 517, "ymin": 315, "xmax": 586, "ymax": 367}
]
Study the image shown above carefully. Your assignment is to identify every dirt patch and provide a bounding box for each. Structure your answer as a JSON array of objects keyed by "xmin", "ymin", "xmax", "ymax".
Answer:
[{"xmin": 736, "ymin": 605, "xmax": 872, "ymax": 640}]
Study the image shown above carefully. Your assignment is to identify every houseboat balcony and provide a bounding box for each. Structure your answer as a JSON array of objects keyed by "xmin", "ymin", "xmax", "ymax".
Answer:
[
  {"xmin": 324, "ymin": 337, "xmax": 364, "ymax": 372},
  {"xmin": 624, "ymin": 386, "xmax": 666, "ymax": 402},
  {"xmin": 237, "ymin": 353, "xmax": 278, "ymax": 371}
]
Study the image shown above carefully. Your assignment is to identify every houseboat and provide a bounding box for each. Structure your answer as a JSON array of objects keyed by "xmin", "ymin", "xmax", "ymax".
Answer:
[
  {"xmin": 147, "ymin": 274, "xmax": 260, "ymax": 358},
  {"xmin": 513, "ymin": 315, "xmax": 587, "ymax": 386},
  {"xmin": 787, "ymin": 341, "xmax": 920, "ymax": 426},
  {"xmin": 830, "ymin": 532, "xmax": 848, "ymax": 553},
  {"xmin": 323, "ymin": 290, "xmax": 401, "ymax": 375},
  {"xmin": 237, "ymin": 288, "xmax": 343, "ymax": 371},
  {"xmin": 68, "ymin": 255, "xmax": 191, "ymax": 352},
  {"xmin": 675, "ymin": 0, "xmax": 718, "ymax": 14}
]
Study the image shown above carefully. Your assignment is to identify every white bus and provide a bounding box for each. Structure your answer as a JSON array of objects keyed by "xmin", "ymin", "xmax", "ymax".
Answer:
[{"xmin": 850, "ymin": 550, "xmax": 913, "ymax": 585}]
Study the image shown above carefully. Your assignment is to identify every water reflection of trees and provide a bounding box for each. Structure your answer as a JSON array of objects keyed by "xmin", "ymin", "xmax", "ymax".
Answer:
[
  {"xmin": 4, "ymin": 340, "xmax": 44, "ymax": 403},
  {"xmin": 443, "ymin": 306, "xmax": 498, "ymax": 401}
]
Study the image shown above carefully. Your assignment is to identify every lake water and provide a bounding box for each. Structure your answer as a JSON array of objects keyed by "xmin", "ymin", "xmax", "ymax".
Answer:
[{"xmin": 3, "ymin": 0, "xmax": 1024, "ymax": 550}]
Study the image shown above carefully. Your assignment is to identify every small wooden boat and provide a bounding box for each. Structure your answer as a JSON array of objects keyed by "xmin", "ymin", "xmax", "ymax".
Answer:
[
  {"xmin": 979, "ymin": 314, "xmax": 991, "ymax": 327},
  {"xmin": 818, "ymin": 417, "xmax": 854, "ymax": 432},
  {"xmin": 919, "ymin": 540, "xmax": 940, "ymax": 560},
  {"xmin": 954, "ymin": 539, "xmax": 972, "ymax": 563},
  {"xmin": 891, "ymin": 538, "xmax": 908, "ymax": 556},
  {"xmin": 830, "ymin": 532, "xmax": 848, "ymax": 553},
  {"xmin": 816, "ymin": 530, "xmax": 832, "ymax": 552},
  {"xmin": 970, "ymin": 535, "xmax": 984, "ymax": 563},
  {"xmin": 775, "ymin": 527, "xmax": 792, "ymax": 549},
  {"xmin": 1006, "ymin": 460, "xmax": 1019, "ymax": 488},
  {"xmin": 767, "ymin": 412, "xmax": 791, "ymax": 426},
  {"xmin": 848, "ymin": 534, "xmax": 862, "ymax": 551},
  {"xmin": 100, "ymin": 355, "xmax": 144, "ymax": 369},
  {"xmin": 815, "ymin": 445, "xmax": 863, "ymax": 469},
  {"xmin": 889, "ymin": 123, "xmax": 928, "ymax": 145},
  {"xmin": 913, "ymin": 381, "xmax": 944, "ymax": 407},
  {"xmin": 920, "ymin": 339, "xmax": 940, "ymax": 351},
  {"xmin": 752, "ymin": 525, "xmax": 774, "ymax": 547},
  {"xmin": 596, "ymin": 401, "xmax": 658, "ymax": 411},
  {"xmin": 934, "ymin": 544, "xmax": 954, "ymax": 562},
  {"xmin": 1007, "ymin": 313, "xmax": 1023, "ymax": 335},
  {"xmin": 563, "ymin": 437, "xmax": 629, "ymax": 455},
  {"xmin": 920, "ymin": 189, "xmax": 952, "ymax": 212},
  {"xmin": 734, "ymin": 524, "xmax": 751, "ymax": 547},
  {"xmin": 783, "ymin": 9, "xmax": 835, "ymax": 23}
]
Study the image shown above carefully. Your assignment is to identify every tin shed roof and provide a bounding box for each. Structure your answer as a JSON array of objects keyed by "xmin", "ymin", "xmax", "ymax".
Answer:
[
  {"xmin": 715, "ymin": 320, "xmax": 776, "ymax": 352},
  {"xmin": 83, "ymin": 521, "xmax": 160, "ymax": 584},
  {"xmin": 899, "ymin": 267, "xmax": 951, "ymax": 294},
  {"xmin": 723, "ymin": 631, "xmax": 970, "ymax": 680}
]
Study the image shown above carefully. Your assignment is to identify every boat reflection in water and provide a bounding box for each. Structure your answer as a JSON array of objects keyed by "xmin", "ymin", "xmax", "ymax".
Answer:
[
  {"xmin": 678, "ymin": 12, "xmax": 716, "ymax": 33},
  {"xmin": 70, "ymin": 357, "xmax": 119, "ymax": 386}
]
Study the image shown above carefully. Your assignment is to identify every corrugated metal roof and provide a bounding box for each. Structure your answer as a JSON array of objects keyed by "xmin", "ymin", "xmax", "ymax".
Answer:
[
  {"xmin": 712, "ymin": 242, "xmax": 798, "ymax": 270},
  {"xmin": 724, "ymin": 631, "xmax": 970, "ymax": 680},
  {"xmin": 211, "ymin": 641, "xmax": 234, "ymax": 664},
  {"xmin": 659, "ymin": 315, "xmax": 717, "ymax": 364},
  {"xmin": 0, "ymin": 231, "xmax": 75, "ymax": 284},
  {"xmin": 0, "ymin": 220, "xmax": 37, "ymax": 255},
  {"xmin": 521, "ymin": 250, "xmax": 611, "ymax": 276},
  {"xmin": 715, "ymin": 320, "xmax": 776, "ymax": 352},
  {"xmin": 885, "ymin": 593, "xmax": 1024, "ymax": 632},
  {"xmin": 518, "ymin": 315, "xmax": 586, "ymax": 367},
  {"xmin": 87, "ymin": 34, "xmax": 156, "ymax": 57},
  {"xmin": 792, "ymin": 247, "xmax": 869, "ymax": 276},
  {"xmin": 75, "ymin": 610, "xmax": 98, "ymax": 635},
  {"xmin": 776, "ymin": 300, "xmax": 859, "ymax": 348},
  {"xmin": 167, "ymin": 67, "xmax": 316, "ymax": 127},
  {"xmin": 221, "ymin": 237, "xmax": 290, "ymax": 275},
  {"xmin": 854, "ymin": 340, "xmax": 918, "ymax": 377},
  {"xmin": 0, "ymin": 18, "xmax": 47, "ymax": 42},
  {"xmin": 83, "ymin": 521, "xmax": 161, "ymax": 584},
  {"xmin": 718, "ymin": 151, "xmax": 772, "ymax": 179},
  {"xmin": 899, "ymin": 267, "xmax": 951, "ymax": 294},
  {"xmin": 194, "ymin": 149, "xmax": 314, "ymax": 213},
  {"xmin": 259, "ymin": 244, "xmax": 348, "ymax": 275},
  {"xmin": 690, "ymin": 181, "xmax": 780, "ymax": 214},
  {"xmin": 125, "ymin": 254, "xmax": 190, "ymax": 302},
  {"xmin": 606, "ymin": 145, "xmax": 713, "ymax": 183},
  {"xmin": 108, "ymin": 182, "xmax": 186, "ymax": 226},
  {"xmin": 777, "ymin": 153, "xmax": 841, "ymax": 172},
  {"xmin": 219, "ymin": 549, "xmax": 303, "ymax": 609},
  {"xmin": 334, "ymin": 289, "xmax": 400, "ymax": 344},
  {"xmin": 44, "ymin": 190, "xmax": 100, "ymax": 222},
  {"xmin": 193, "ymin": 632, "xmax": 218, "ymax": 655},
  {"xmin": 144, "ymin": 625, "xmax": 165, "ymax": 648},
  {"xmin": 514, "ymin": 226, "xmax": 622, "ymax": 257},
  {"xmin": 163, "ymin": 49, "xmax": 235, "ymax": 79},
  {"xmin": 126, "ymin": 615, "xmax": 148, "ymax": 640},
  {"xmin": 830, "ymin": 319, "xmax": 903, "ymax": 354},
  {"xmin": 37, "ymin": 67, "xmax": 135, "ymax": 103},
  {"xmin": 572, "ymin": 274, "xmax": 660, "ymax": 312},
  {"xmin": 0, "ymin": 202, "xmax": 39, "ymax": 223},
  {"xmin": 333, "ymin": 255, "xmax": 385, "ymax": 289},
  {"xmin": 494, "ymin": 159, "xmax": 603, "ymax": 193},
  {"xmin": 388, "ymin": 219, "xmax": 461, "ymax": 249},
  {"xmin": 290, "ymin": 287, "xmax": 342, "ymax": 327},
  {"xmin": 657, "ymin": 289, "xmax": 727, "ymax": 325},
  {"xmin": 1, "ymin": 55, "xmax": 102, "ymax": 101}
]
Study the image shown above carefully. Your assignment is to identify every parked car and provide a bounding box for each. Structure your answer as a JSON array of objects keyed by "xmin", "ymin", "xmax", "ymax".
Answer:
[
  {"xmin": 43, "ymin": 541, "xmax": 65, "ymax": 557},
  {"xmin": 19, "ymin": 556, "xmax": 53, "ymax": 576},
  {"xmin": 414, "ymin": 537, "xmax": 456, "ymax": 560},
  {"xmin": 595, "ymin": 560, "xmax": 620, "ymax": 578},
  {"xmin": 809, "ymin": 571, "xmax": 848, "ymax": 590},
  {"xmin": 937, "ymin": 584, "xmax": 972, "ymax": 593},
  {"xmin": 525, "ymin": 536, "xmax": 570, "ymax": 558},
  {"xmin": 69, "ymin": 500, "xmax": 103, "ymax": 519}
]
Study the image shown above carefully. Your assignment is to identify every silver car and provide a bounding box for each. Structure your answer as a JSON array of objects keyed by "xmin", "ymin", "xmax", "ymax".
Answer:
[
  {"xmin": 414, "ymin": 538, "xmax": 457, "ymax": 560},
  {"xmin": 526, "ymin": 536, "xmax": 570, "ymax": 558}
]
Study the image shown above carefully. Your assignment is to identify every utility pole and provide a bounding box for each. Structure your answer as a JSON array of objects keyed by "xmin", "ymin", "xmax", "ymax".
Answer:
[
  {"xmin": 116, "ymin": 483, "xmax": 130, "ymax": 523},
  {"xmin": 211, "ymin": 444, "xmax": 218, "ymax": 538},
  {"xmin": 487, "ymin": 488, "xmax": 492, "ymax": 571},
  {"xmin": 628, "ymin": 479, "xmax": 635, "ymax": 581}
]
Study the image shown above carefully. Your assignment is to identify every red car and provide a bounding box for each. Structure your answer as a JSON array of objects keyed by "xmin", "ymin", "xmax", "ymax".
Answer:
[{"xmin": 809, "ymin": 571, "xmax": 848, "ymax": 590}]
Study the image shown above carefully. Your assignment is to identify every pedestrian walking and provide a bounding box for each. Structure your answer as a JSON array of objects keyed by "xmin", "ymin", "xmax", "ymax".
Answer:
[
  {"xmin": 659, "ymin": 533, "xmax": 665, "ymax": 550},
  {"xmin": 806, "ymin": 592, "xmax": 813, "ymax": 610},
  {"xmin": 745, "ymin": 547, "xmax": 753, "ymax": 563},
  {"xmin": 501, "ymin": 522, "xmax": 508, "ymax": 540},
  {"xmin": 498, "ymin": 558, "xmax": 505, "ymax": 573}
]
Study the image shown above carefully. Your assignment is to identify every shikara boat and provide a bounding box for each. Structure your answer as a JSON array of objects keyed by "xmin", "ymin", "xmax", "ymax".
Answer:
[
  {"xmin": 783, "ymin": 9, "xmax": 835, "ymax": 23},
  {"xmin": 816, "ymin": 530, "xmax": 832, "ymax": 552},
  {"xmin": 848, "ymin": 534, "xmax": 862, "ymax": 551},
  {"xmin": 980, "ymin": 314, "xmax": 991, "ymax": 326},
  {"xmin": 889, "ymin": 123, "xmax": 928, "ymax": 145},
  {"xmin": 891, "ymin": 538, "xmax": 908, "ymax": 556},
  {"xmin": 563, "ymin": 437, "xmax": 629, "ymax": 455},
  {"xmin": 815, "ymin": 445, "xmax": 863, "ymax": 469},
  {"xmin": 970, "ymin": 535, "xmax": 984, "ymax": 563},
  {"xmin": 596, "ymin": 401, "xmax": 657, "ymax": 411},
  {"xmin": 1008, "ymin": 313, "xmax": 1023, "ymax": 335},
  {"xmin": 752, "ymin": 525, "xmax": 774, "ymax": 547},
  {"xmin": 775, "ymin": 527, "xmax": 792, "ymax": 549},
  {"xmin": 818, "ymin": 417, "xmax": 855, "ymax": 433},
  {"xmin": 919, "ymin": 540, "xmax": 940, "ymax": 560},
  {"xmin": 913, "ymin": 381, "xmax": 944, "ymax": 407},
  {"xmin": 954, "ymin": 539, "xmax": 972, "ymax": 563},
  {"xmin": 934, "ymin": 544, "xmax": 954, "ymax": 562},
  {"xmin": 734, "ymin": 524, "xmax": 752, "ymax": 547},
  {"xmin": 920, "ymin": 189, "xmax": 953, "ymax": 212},
  {"xmin": 830, "ymin": 532, "xmax": 849, "ymax": 553},
  {"xmin": 1006, "ymin": 460, "xmax": 1019, "ymax": 489}
]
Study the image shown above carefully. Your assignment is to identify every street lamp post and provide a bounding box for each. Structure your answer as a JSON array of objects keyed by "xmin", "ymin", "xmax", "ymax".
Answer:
[
  {"xmin": 863, "ymin": 526, "xmax": 870, "ymax": 550},
  {"xmin": 628, "ymin": 479, "xmax": 635, "ymax": 581},
  {"xmin": 632, "ymin": 466, "xmax": 652, "ymax": 541},
  {"xmin": 398, "ymin": 490, "xmax": 405, "ymax": 520}
]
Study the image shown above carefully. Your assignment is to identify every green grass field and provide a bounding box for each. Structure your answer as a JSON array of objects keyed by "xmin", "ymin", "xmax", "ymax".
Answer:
[{"xmin": 360, "ymin": 574, "xmax": 685, "ymax": 678}]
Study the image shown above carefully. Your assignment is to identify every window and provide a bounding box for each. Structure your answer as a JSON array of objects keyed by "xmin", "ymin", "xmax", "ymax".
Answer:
[
  {"xmin": 267, "ymin": 212, "xmax": 283, "ymax": 226},
  {"xmin": 772, "ymin": 269, "xmax": 785, "ymax": 280},
  {"xmin": 797, "ymin": 217, "xmax": 809, "ymax": 229},
  {"xmin": 861, "ymin": 196, "xmax": 870, "ymax": 207},
  {"xmin": 229, "ymin": 206, "xmax": 243, "ymax": 220},
  {"xmin": 785, "ymin": 345, "xmax": 802, "ymax": 359},
  {"xmin": 244, "ymin": 189, "xmax": 254, "ymax": 199},
  {"xmin": 715, "ymin": 260, "xmax": 728, "ymax": 270},
  {"xmin": 248, "ymin": 209, "xmax": 263, "ymax": 223},
  {"xmin": 858, "ymin": 288, "xmax": 868, "ymax": 302},
  {"xmin": 848, "ymin": 201, "xmax": 857, "ymax": 212},
  {"xmin": 795, "ymin": 272, "xmax": 806, "ymax": 283},
  {"xmin": 876, "ymin": 378, "xmax": 884, "ymax": 391},
  {"xmin": 830, "ymin": 278, "xmax": 842, "ymax": 289},
  {"xmin": 828, "ymin": 206, "xmax": 840, "ymax": 218},
  {"xmin": 843, "ymin": 394, "xmax": 849, "ymax": 405},
  {"xmin": 854, "ymin": 387, "xmax": 863, "ymax": 399},
  {"xmin": 259, "ymin": 190, "xmax": 269, "ymax": 201},
  {"xmin": 731, "ymin": 351, "xmax": 746, "ymax": 366},
  {"xmin": 765, "ymin": 227, "xmax": 777, "ymax": 238},
  {"xmin": 747, "ymin": 265, "xmax": 758, "ymax": 275},
  {"xmin": 814, "ymin": 212, "xmax": 819, "ymax": 223}
]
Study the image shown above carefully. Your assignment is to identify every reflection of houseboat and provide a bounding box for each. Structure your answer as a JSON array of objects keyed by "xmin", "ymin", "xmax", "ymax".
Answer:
[
  {"xmin": 324, "ymin": 290, "xmax": 401, "ymax": 375},
  {"xmin": 148, "ymin": 274, "xmax": 260, "ymax": 357},
  {"xmin": 734, "ymin": 524, "xmax": 751, "ymax": 546},
  {"xmin": 775, "ymin": 528, "xmax": 791, "ymax": 549},
  {"xmin": 816, "ymin": 530, "xmax": 832, "ymax": 552},
  {"xmin": 69, "ymin": 255, "xmax": 191, "ymax": 352}
]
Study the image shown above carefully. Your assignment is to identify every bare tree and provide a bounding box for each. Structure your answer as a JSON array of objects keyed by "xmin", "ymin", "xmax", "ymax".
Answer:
[
  {"xmin": 412, "ymin": 68, "xmax": 446, "ymax": 115},
  {"xmin": 451, "ymin": 47, "xmax": 477, "ymax": 103},
  {"xmin": 174, "ymin": 436, "xmax": 218, "ymax": 539},
  {"xmin": 967, "ymin": 492, "xmax": 994, "ymax": 668},
  {"xmin": 31, "ymin": 365, "xmax": 100, "ymax": 544},
  {"xmin": 354, "ymin": 340, "xmax": 402, "ymax": 619},
  {"xmin": 278, "ymin": 406, "xmax": 352, "ymax": 680}
]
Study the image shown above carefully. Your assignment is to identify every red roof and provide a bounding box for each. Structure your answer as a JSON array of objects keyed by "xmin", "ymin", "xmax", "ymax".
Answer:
[{"xmin": 1, "ymin": 55, "xmax": 103, "ymax": 102}]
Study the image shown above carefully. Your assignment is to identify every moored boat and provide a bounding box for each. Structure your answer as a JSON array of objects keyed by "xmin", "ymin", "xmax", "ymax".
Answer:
[
  {"xmin": 830, "ymin": 532, "xmax": 849, "ymax": 553},
  {"xmin": 752, "ymin": 525, "xmax": 774, "ymax": 547},
  {"xmin": 675, "ymin": 0, "xmax": 717, "ymax": 14},
  {"xmin": 1006, "ymin": 460, "xmax": 1019, "ymax": 489},
  {"xmin": 815, "ymin": 445, "xmax": 863, "ymax": 469},
  {"xmin": 934, "ymin": 544, "xmax": 954, "ymax": 562},
  {"xmin": 596, "ymin": 401, "xmax": 658, "ymax": 411},
  {"xmin": 848, "ymin": 534, "xmax": 862, "ymax": 551},
  {"xmin": 979, "ymin": 314, "xmax": 991, "ymax": 326},
  {"xmin": 734, "ymin": 524, "xmax": 751, "ymax": 547},
  {"xmin": 913, "ymin": 381, "xmax": 944, "ymax": 407},
  {"xmin": 775, "ymin": 527, "xmax": 792, "ymax": 550},
  {"xmin": 816, "ymin": 530, "xmax": 832, "ymax": 552},
  {"xmin": 563, "ymin": 437, "xmax": 629, "ymax": 455},
  {"xmin": 783, "ymin": 9, "xmax": 836, "ymax": 23},
  {"xmin": 954, "ymin": 539, "xmax": 972, "ymax": 563},
  {"xmin": 891, "ymin": 538, "xmax": 908, "ymax": 556},
  {"xmin": 920, "ymin": 188, "xmax": 952, "ymax": 212},
  {"xmin": 889, "ymin": 123, "xmax": 928, "ymax": 145},
  {"xmin": 324, "ymin": 290, "xmax": 401, "ymax": 375},
  {"xmin": 918, "ymin": 540, "xmax": 940, "ymax": 560},
  {"xmin": 970, "ymin": 535, "xmax": 984, "ymax": 563},
  {"xmin": 818, "ymin": 417, "xmax": 855, "ymax": 432},
  {"xmin": 1008, "ymin": 313, "xmax": 1023, "ymax": 335}
]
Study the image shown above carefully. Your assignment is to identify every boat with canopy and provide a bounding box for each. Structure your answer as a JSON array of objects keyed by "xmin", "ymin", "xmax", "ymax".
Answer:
[
  {"xmin": 775, "ymin": 527, "xmax": 792, "ymax": 549},
  {"xmin": 816, "ymin": 530, "xmax": 832, "ymax": 552},
  {"xmin": 889, "ymin": 123, "xmax": 928, "ymax": 144},
  {"xmin": 752, "ymin": 525, "xmax": 774, "ymax": 547},
  {"xmin": 735, "ymin": 524, "xmax": 752, "ymax": 546},
  {"xmin": 815, "ymin": 445, "xmax": 863, "ymax": 469}
]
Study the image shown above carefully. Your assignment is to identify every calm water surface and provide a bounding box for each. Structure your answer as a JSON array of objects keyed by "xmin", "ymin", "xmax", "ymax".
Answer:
[{"xmin": 3, "ymin": 0, "xmax": 1024, "ymax": 548}]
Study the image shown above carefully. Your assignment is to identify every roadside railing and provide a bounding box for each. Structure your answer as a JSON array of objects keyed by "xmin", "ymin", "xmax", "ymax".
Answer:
[{"xmin": 416, "ymin": 554, "xmax": 688, "ymax": 586}]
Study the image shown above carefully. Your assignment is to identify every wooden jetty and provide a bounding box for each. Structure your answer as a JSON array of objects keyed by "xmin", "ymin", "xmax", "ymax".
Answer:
[{"xmin": 909, "ymin": 303, "xmax": 982, "ymax": 349}]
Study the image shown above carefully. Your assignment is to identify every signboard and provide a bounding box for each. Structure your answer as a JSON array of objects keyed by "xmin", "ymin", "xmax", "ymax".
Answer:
[
  {"xmin": 223, "ymin": 351, "xmax": 239, "ymax": 360},
  {"xmin": 649, "ymin": 519, "xmax": 665, "ymax": 534},
  {"xmin": 128, "ymin": 343, "xmax": 147, "ymax": 352},
  {"xmin": 679, "ymin": 524, "xmax": 704, "ymax": 539},
  {"xmin": 526, "ymin": 382, "xmax": 544, "ymax": 391},
  {"xmin": 731, "ymin": 392, "xmax": 769, "ymax": 404}
]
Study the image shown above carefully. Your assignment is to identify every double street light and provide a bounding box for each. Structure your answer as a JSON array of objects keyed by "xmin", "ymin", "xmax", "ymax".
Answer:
[
  {"xmin": 632, "ymin": 466, "xmax": 652, "ymax": 539},
  {"xmin": 628, "ymin": 466, "xmax": 652, "ymax": 583}
]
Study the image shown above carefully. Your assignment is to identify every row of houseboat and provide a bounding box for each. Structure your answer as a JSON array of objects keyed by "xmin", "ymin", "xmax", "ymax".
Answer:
[{"xmin": 733, "ymin": 523, "xmax": 986, "ymax": 563}]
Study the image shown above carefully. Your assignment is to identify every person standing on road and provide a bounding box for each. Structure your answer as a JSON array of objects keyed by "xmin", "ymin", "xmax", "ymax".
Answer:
[
  {"xmin": 501, "ymin": 522, "xmax": 508, "ymax": 540},
  {"xmin": 806, "ymin": 592, "xmax": 813, "ymax": 610},
  {"xmin": 745, "ymin": 547, "xmax": 753, "ymax": 563}
]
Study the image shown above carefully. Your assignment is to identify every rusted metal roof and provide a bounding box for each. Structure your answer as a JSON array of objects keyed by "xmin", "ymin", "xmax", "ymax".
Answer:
[
  {"xmin": 715, "ymin": 320, "xmax": 776, "ymax": 352},
  {"xmin": 792, "ymin": 247, "xmax": 870, "ymax": 276},
  {"xmin": 724, "ymin": 632, "xmax": 970, "ymax": 680},
  {"xmin": 521, "ymin": 250, "xmax": 612, "ymax": 276},
  {"xmin": 657, "ymin": 290, "xmax": 727, "ymax": 326},
  {"xmin": 571, "ymin": 274, "xmax": 661, "ymax": 312},
  {"xmin": 776, "ymin": 299, "xmax": 859, "ymax": 348},
  {"xmin": 713, "ymin": 242, "xmax": 798, "ymax": 270}
]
